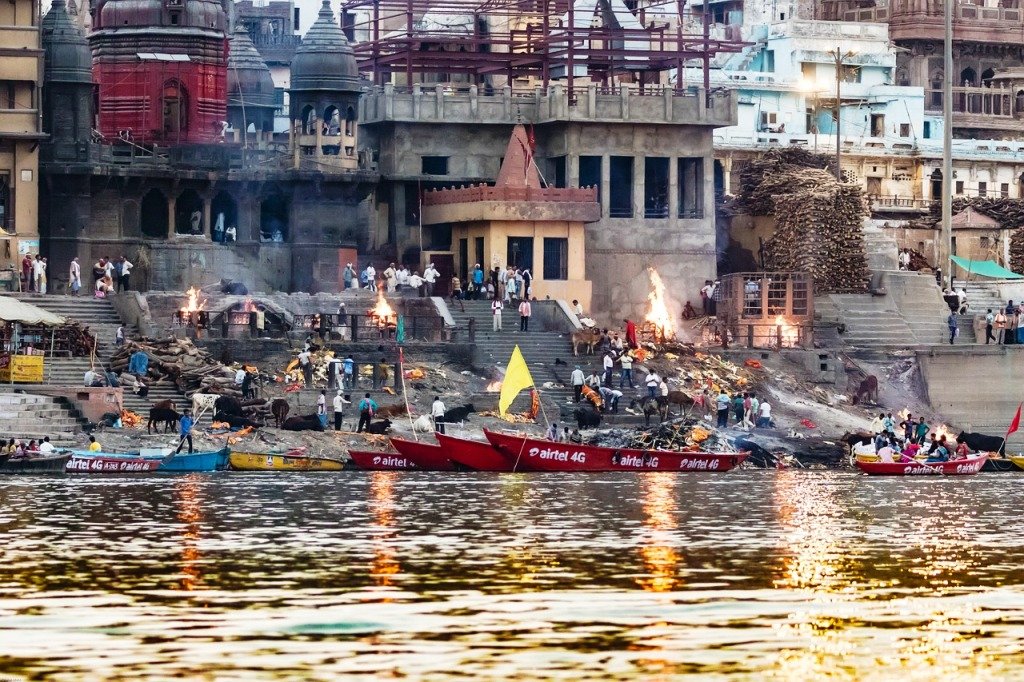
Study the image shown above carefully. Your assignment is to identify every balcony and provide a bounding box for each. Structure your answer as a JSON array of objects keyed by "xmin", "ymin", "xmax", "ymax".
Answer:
[
  {"xmin": 869, "ymin": 195, "xmax": 933, "ymax": 213},
  {"xmin": 0, "ymin": 109, "xmax": 39, "ymax": 136},
  {"xmin": 925, "ymin": 85, "xmax": 1024, "ymax": 133},
  {"xmin": 0, "ymin": 25, "xmax": 39, "ymax": 51},
  {"xmin": 884, "ymin": 0, "xmax": 1024, "ymax": 45}
]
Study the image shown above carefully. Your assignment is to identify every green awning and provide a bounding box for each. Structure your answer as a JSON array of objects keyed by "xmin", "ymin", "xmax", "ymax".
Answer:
[{"xmin": 951, "ymin": 255, "xmax": 1024, "ymax": 279}]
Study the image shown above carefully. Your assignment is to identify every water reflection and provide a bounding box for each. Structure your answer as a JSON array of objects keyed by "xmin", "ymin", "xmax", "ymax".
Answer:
[
  {"xmin": 173, "ymin": 475, "xmax": 204, "ymax": 592},
  {"xmin": 369, "ymin": 471, "xmax": 400, "ymax": 588},
  {"xmin": 637, "ymin": 474, "xmax": 680, "ymax": 593}
]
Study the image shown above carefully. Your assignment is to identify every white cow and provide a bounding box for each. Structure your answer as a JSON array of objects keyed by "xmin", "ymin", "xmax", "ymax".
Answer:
[{"xmin": 190, "ymin": 392, "xmax": 220, "ymax": 417}]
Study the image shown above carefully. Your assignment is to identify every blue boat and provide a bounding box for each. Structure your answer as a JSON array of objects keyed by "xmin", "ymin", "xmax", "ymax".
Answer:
[{"xmin": 68, "ymin": 447, "xmax": 230, "ymax": 473}]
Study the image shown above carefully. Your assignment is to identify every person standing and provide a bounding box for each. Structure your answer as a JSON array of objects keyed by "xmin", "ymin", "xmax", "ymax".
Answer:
[
  {"xmin": 733, "ymin": 393, "xmax": 745, "ymax": 425},
  {"xmin": 716, "ymin": 390, "xmax": 730, "ymax": 428},
  {"xmin": 431, "ymin": 395, "xmax": 446, "ymax": 434},
  {"xmin": 33, "ymin": 256, "xmax": 46, "ymax": 294},
  {"xmin": 491, "ymin": 297, "xmax": 503, "ymax": 331},
  {"xmin": 995, "ymin": 308, "xmax": 1008, "ymax": 344},
  {"xmin": 365, "ymin": 264, "xmax": 377, "ymax": 292},
  {"xmin": 624, "ymin": 319, "xmax": 638, "ymax": 349},
  {"xmin": 986, "ymin": 309, "xmax": 996, "ymax": 344},
  {"xmin": 343, "ymin": 355, "xmax": 355, "ymax": 390},
  {"xmin": 333, "ymin": 391, "xmax": 349, "ymax": 431},
  {"xmin": 357, "ymin": 393, "xmax": 377, "ymax": 433},
  {"xmin": 700, "ymin": 280, "xmax": 714, "ymax": 316},
  {"xmin": 619, "ymin": 353, "xmax": 634, "ymax": 389},
  {"xmin": 21, "ymin": 253, "xmax": 32, "ymax": 292},
  {"xmin": 602, "ymin": 351, "xmax": 614, "ymax": 387},
  {"xmin": 518, "ymin": 298, "xmax": 531, "ymax": 332},
  {"xmin": 472, "ymin": 264, "xmax": 484, "ymax": 300},
  {"xmin": 69, "ymin": 257, "xmax": 81, "ymax": 296},
  {"xmin": 120, "ymin": 256, "xmax": 133, "ymax": 291},
  {"xmin": 408, "ymin": 270, "xmax": 424, "ymax": 296},
  {"xmin": 316, "ymin": 390, "xmax": 328, "ymax": 428},
  {"xmin": 115, "ymin": 325, "xmax": 125, "ymax": 348},
  {"xmin": 571, "ymin": 365, "xmax": 585, "ymax": 402},
  {"xmin": 297, "ymin": 348, "xmax": 313, "ymax": 387},
  {"xmin": 947, "ymin": 311, "xmax": 958, "ymax": 345},
  {"xmin": 424, "ymin": 263, "xmax": 438, "ymax": 297},
  {"xmin": 645, "ymin": 370, "xmax": 659, "ymax": 398},
  {"xmin": 176, "ymin": 409, "xmax": 194, "ymax": 454},
  {"xmin": 112, "ymin": 258, "xmax": 123, "ymax": 292},
  {"xmin": 384, "ymin": 263, "xmax": 397, "ymax": 292},
  {"xmin": 756, "ymin": 399, "xmax": 772, "ymax": 428},
  {"xmin": 343, "ymin": 263, "xmax": 356, "ymax": 290}
]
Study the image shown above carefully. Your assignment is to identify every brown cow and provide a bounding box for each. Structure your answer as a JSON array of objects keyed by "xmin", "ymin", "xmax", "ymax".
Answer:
[
  {"xmin": 572, "ymin": 328, "xmax": 602, "ymax": 356},
  {"xmin": 662, "ymin": 391, "xmax": 695, "ymax": 416},
  {"xmin": 270, "ymin": 398, "xmax": 290, "ymax": 428},
  {"xmin": 852, "ymin": 375, "xmax": 879, "ymax": 405},
  {"xmin": 151, "ymin": 399, "xmax": 176, "ymax": 412}
]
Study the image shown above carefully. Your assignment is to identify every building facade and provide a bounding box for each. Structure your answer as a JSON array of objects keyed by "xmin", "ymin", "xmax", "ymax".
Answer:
[{"xmin": 1, "ymin": 0, "xmax": 43, "ymax": 268}]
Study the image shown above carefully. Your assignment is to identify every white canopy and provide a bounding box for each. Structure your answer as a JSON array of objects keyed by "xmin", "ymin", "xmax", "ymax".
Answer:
[{"xmin": 0, "ymin": 297, "xmax": 66, "ymax": 326}]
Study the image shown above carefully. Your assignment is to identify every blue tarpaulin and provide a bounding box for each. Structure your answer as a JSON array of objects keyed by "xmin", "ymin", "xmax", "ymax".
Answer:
[{"xmin": 951, "ymin": 256, "xmax": 1024, "ymax": 279}]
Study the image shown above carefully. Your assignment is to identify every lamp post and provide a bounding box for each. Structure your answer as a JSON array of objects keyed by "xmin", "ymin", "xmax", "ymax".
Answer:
[{"xmin": 830, "ymin": 48, "xmax": 856, "ymax": 182}]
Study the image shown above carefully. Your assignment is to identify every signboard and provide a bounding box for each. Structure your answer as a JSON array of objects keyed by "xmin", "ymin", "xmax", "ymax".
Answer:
[
  {"xmin": 0, "ymin": 354, "xmax": 44, "ymax": 383},
  {"xmin": 18, "ymin": 239, "xmax": 39, "ymax": 256}
]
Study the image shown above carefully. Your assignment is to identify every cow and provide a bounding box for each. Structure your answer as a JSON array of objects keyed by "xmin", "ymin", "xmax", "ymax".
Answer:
[
  {"xmin": 375, "ymin": 403, "xmax": 408, "ymax": 419},
  {"xmin": 851, "ymin": 375, "xmax": 879, "ymax": 405},
  {"xmin": 151, "ymin": 399, "xmax": 176, "ymax": 412},
  {"xmin": 957, "ymin": 431, "xmax": 1006, "ymax": 456},
  {"xmin": 270, "ymin": 398, "xmax": 290, "ymax": 428},
  {"xmin": 443, "ymin": 403, "xmax": 476, "ymax": 423},
  {"xmin": 214, "ymin": 395, "xmax": 243, "ymax": 418},
  {"xmin": 572, "ymin": 328, "xmax": 602, "ymax": 356},
  {"xmin": 191, "ymin": 392, "xmax": 219, "ymax": 416},
  {"xmin": 839, "ymin": 431, "xmax": 874, "ymax": 449},
  {"xmin": 215, "ymin": 413, "xmax": 262, "ymax": 429},
  {"xmin": 662, "ymin": 391, "xmax": 695, "ymax": 417},
  {"xmin": 282, "ymin": 415, "xmax": 324, "ymax": 432},
  {"xmin": 365, "ymin": 419, "xmax": 394, "ymax": 434},
  {"xmin": 148, "ymin": 407, "xmax": 181, "ymax": 434},
  {"xmin": 630, "ymin": 396, "xmax": 667, "ymax": 426},
  {"xmin": 412, "ymin": 414, "xmax": 434, "ymax": 433},
  {"xmin": 574, "ymin": 405, "xmax": 602, "ymax": 430}
]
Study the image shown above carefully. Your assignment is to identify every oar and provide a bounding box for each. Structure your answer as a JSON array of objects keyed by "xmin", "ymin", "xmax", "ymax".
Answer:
[{"xmin": 162, "ymin": 401, "xmax": 214, "ymax": 465}]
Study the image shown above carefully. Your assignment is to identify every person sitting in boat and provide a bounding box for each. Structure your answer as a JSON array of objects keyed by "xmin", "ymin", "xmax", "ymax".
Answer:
[
  {"xmin": 926, "ymin": 441, "xmax": 950, "ymax": 463},
  {"xmin": 901, "ymin": 441, "xmax": 922, "ymax": 460},
  {"xmin": 87, "ymin": 435, "xmax": 101, "ymax": 452},
  {"xmin": 546, "ymin": 422, "xmax": 559, "ymax": 441},
  {"xmin": 3, "ymin": 438, "xmax": 14, "ymax": 454},
  {"xmin": 925, "ymin": 434, "xmax": 940, "ymax": 456},
  {"xmin": 873, "ymin": 431, "xmax": 888, "ymax": 454},
  {"xmin": 570, "ymin": 428, "xmax": 582, "ymax": 443},
  {"xmin": 877, "ymin": 439, "xmax": 896, "ymax": 462},
  {"xmin": 25, "ymin": 440, "xmax": 37, "ymax": 453},
  {"xmin": 38, "ymin": 437, "xmax": 54, "ymax": 454},
  {"xmin": 954, "ymin": 438, "xmax": 971, "ymax": 460}
]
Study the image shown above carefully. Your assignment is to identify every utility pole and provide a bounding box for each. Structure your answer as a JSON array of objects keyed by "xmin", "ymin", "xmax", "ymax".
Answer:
[
  {"xmin": 939, "ymin": 0, "xmax": 954, "ymax": 285},
  {"xmin": 832, "ymin": 48, "xmax": 855, "ymax": 182}
]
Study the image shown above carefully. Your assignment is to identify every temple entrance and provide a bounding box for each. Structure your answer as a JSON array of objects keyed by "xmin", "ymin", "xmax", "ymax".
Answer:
[
  {"xmin": 162, "ymin": 80, "xmax": 188, "ymax": 140},
  {"xmin": 211, "ymin": 191, "xmax": 238, "ymax": 242},
  {"xmin": 140, "ymin": 189, "xmax": 168, "ymax": 238},
  {"xmin": 260, "ymin": 193, "xmax": 289, "ymax": 242},
  {"xmin": 174, "ymin": 189, "xmax": 204, "ymax": 235}
]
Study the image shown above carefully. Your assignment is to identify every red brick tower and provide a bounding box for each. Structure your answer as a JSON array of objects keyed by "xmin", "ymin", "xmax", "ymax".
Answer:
[{"xmin": 91, "ymin": 0, "xmax": 228, "ymax": 144}]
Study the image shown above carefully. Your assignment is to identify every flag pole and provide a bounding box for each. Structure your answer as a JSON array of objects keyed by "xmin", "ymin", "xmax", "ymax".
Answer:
[{"xmin": 398, "ymin": 345, "xmax": 417, "ymax": 440}]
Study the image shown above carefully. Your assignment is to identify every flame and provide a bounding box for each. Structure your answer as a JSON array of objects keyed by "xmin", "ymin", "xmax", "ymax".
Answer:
[
  {"xmin": 241, "ymin": 298, "xmax": 257, "ymax": 313},
  {"xmin": 180, "ymin": 286, "xmax": 206, "ymax": 315},
  {"xmin": 644, "ymin": 267, "xmax": 675, "ymax": 341},
  {"xmin": 774, "ymin": 315, "xmax": 800, "ymax": 347},
  {"xmin": 486, "ymin": 380, "xmax": 503, "ymax": 392},
  {"xmin": 370, "ymin": 289, "xmax": 396, "ymax": 323}
]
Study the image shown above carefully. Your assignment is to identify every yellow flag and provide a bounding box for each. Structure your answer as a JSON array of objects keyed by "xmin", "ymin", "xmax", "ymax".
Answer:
[{"xmin": 498, "ymin": 345, "xmax": 534, "ymax": 416}]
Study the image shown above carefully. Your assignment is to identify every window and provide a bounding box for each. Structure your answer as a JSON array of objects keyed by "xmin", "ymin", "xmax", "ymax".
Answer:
[
  {"xmin": 678, "ymin": 157, "xmax": 704, "ymax": 218},
  {"xmin": 421, "ymin": 156, "xmax": 449, "ymax": 175},
  {"xmin": 507, "ymin": 237, "xmax": 532, "ymax": 271},
  {"xmin": 609, "ymin": 156, "xmax": 633, "ymax": 218},
  {"xmin": 0, "ymin": 173, "xmax": 10, "ymax": 231},
  {"xmin": 273, "ymin": 87, "xmax": 285, "ymax": 115},
  {"xmin": 899, "ymin": 123, "xmax": 911, "ymax": 137},
  {"xmin": 923, "ymin": 121, "xmax": 932, "ymax": 138},
  {"xmin": 551, "ymin": 156, "xmax": 566, "ymax": 188},
  {"xmin": 870, "ymin": 114, "xmax": 885, "ymax": 137},
  {"xmin": 543, "ymin": 238, "xmax": 568, "ymax": 280},
  {"xmin": 801, "ymin": 62, "xmax": 813, "ymax": 80},
  {"xmin": 1002, "ymin": 183, "xmax": 1010, "ymax": 198},
  {"xmin": 644, "ymin": 157, "xmax": 669, "ymax": 218},
  {"xmin": 955, "ymin": 180, "xmax": 964, "ymax": 195},
  {"xmin": 579, "ymin": 156, "xmax": 601, "ymax": 201},
  {"xmin": 980, "ymin": 236, "xmax": 991, "ymax": 250},
  {"xmin": 764, "ymin": 50, "xmax": 775, "ymax": 73},
  {"xmin": 978, "ymin": 181, "xmax": 987, "ymax": 197}
]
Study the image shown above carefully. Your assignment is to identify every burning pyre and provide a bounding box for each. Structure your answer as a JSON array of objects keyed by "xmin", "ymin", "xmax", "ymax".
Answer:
[
  {"xmin": 644, "ymin": 268, "xmax": 675, "ymax": 342},
  {"xmin": 368, "ymin": 289, "xmax": 397, "ymax": 329}
]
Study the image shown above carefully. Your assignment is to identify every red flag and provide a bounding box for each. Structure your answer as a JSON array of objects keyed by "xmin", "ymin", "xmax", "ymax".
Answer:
[{"xmin": 1007, "ymin": 401, "xmax": 1023, "ymax": 438}]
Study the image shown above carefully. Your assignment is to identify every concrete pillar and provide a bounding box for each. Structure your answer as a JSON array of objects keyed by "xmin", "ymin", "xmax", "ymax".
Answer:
[
  {"xmin": 634, "ymin": 154, "xmax": 643, "ymax": 219},
  {"xmin": 412, "ymin": 83, "xmax": 421, "ymax": 119},
  {"xmin": 167, "ymin": 195, "xmax": 176, "ymax": 238},
  {"xmin": 435, "ymin": 84, "xmax": 444, "ymax": 119},
  {"xmin": 668, "ymin": 155, "xmax": 679, "ymax": 221},
  {"xmin": 600, "ymin": 154, "xmax": 610, "ymax": 217},
  {"xmin": 470, "ymin": 84, "xmax": 478, "ymax": 118},
  {"xmin": 202, "ymin": 196, "xmax": 212, "ymax": 239},
  {"xmin": 568, "ymin": 154, "xmax": 579, "ymax": 188}
]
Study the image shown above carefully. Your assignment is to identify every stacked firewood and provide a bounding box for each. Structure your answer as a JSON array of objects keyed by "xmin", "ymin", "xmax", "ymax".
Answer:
[
  {"xmin": 22, "ymin": 322, "xmax": 97, "ymax": 357},
  {"xmin": 110, "ymin": 338, "xmax": 239, "ymax": 396}
]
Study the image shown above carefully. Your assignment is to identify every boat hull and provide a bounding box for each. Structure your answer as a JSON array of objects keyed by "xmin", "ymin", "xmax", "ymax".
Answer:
[
  {"xmin": 981, "ymin": 457, "xmax": 1018, "ymax": 472},
  {"xmin": 67, "ymin": 452, "xmax": 162, "ymax": 473},
  {"xmin": 1, "ymin": 453, "xmax": 70, "ymax": 473},
  {"xmin": 229, "ymin": 451, "xmax": 344, "ymax": 471},
  {"xmin": 389, "ymin": 437, "xmax": 457, "ymax": 470},
  {"xmin": 349, "ymin": 449, "xmax": 420, "ymax": 471},
  {"xmin": 1009, "ymin": 456, "xmax": 1024, "ymax": 471},
  {"xmin": 435, "ymin": 432, "xmax": 519, "ymax": 471},
  {"xmin": 483, "ymin": 430, "xmax": 748, "ymax": 473},
  {"xmin": 158, "ymin": 448, "xmax": 230, "ymax": 472},
  {"xmin": 855, "ymin": 454, "xmax": 989, "ymax": 476}
]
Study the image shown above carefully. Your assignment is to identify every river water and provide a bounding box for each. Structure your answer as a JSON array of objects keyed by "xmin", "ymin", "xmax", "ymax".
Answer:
[{"xmin": 1, "ymin": 471, "xmax": 1023, "ymax": 680}]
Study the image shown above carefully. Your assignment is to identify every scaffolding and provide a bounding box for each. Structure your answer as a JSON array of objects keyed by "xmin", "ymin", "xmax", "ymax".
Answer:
[{"xmin": 339, "ymin": 0, "xmax": 745, "ymax": 99}]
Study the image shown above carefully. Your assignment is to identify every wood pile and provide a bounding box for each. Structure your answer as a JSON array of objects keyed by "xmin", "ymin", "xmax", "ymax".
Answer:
[
  {"xmin": 907, "ymin": 248, "xmax": 932, "ymax": 272},
  {"xmin": 111, "ymin": 338, "xmax": 240, "ymax": 396},
  {"xmin": 22, "ymin": 322, "xmax": 97, "ymax": 357},
  {"xmin": 732, "ymin": 151, "xmax": 868, "ymax": 293}
]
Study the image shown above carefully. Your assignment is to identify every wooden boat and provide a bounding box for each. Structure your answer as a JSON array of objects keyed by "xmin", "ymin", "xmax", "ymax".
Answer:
[
  {"xmin": 435, "ymin": 432, "xmax": 519, "ymax": 471},
  {"xmin": 156, "ymin": 448, "xmax": 229, "ymax": 472},
  {"xmin": 228, "ymin": 449, "xmax": 344, "ymax": 471},
  {"xmin": 349, "ymin": 448, "xmax": 421, "ymax": 471},
  {"xmin": 67, "ymin": 451, "xmax": 162, "ymax": 473},
  {"xmin": 483, "ymin": 430, "xmax": 749, "ymax": 473},
  {"xmin": 1008, "ymin": 455, "xmax": 1024, "ymax": 471},
  {"xmin": 1, "ymin": 452, "xmax": 71, "ymax": 473},
  {"xmin": 389, "ymin": 437, "xmax": 458, "ymax": 471},
  {"xmin": 855, "ymin": 453, "xmax": 989, "ymax": 476},
  {"xmin": 981, "ymin": 456, "xmax": 1018, "ymax": 472}
]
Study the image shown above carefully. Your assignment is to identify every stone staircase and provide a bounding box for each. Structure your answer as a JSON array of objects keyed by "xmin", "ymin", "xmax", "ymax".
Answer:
[
  {"xmin": 5, "ymin": 293, "xmax": 187, "ymax": 417},
  {"xmin": 448, "ymin": 300, "xmax": 580, "ymax": 408},
  {"xmin": 862, "ymin": 225, "xmax": 900, "ymax": 272},
  {"xmin": 0, "ymin": 393, "xmax": 88, "ymax": 445}
]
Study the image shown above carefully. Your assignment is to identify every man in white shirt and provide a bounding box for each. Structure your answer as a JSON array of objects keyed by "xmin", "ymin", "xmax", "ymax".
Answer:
[
  {"xmin": 365, "ymin": 265, "xmax": 376, "ymax": 292},
  {"xmin": 316, "ymin": 390, "xmax": 328, "ymax": 428},
  {"xmin": 397, "ymin": 267, "xmax": 410, "ymax": 288},
  {"xmin": 333, "ymin": 391, "xmax": 349, "ymax": 431},
  {"xmin": 518, "ymin": 298, "xmax": 532, "ymax": 332},
  {"xmin": 39, "ymin": 436, "xmax": 55, "ymax": 453},
  {"xmin": 424, "ymin": 263, "xmax": 439, "ymax": 297},
  {"xmin": 69, "ymin": 257, "xmax": 81, "ymax": 295},
  {"xmin": 32, "ymin": 256, "xmax": 46, "ymax": 294},
  {"xmin": 491, "ymin": 298, "xmax": 503, "ymax": 331},
  {"xmin": 120, "ymin": 256, "xmax": 133, "ymax": 291},
  {"xmin": 619, "ymin": 353, "xmax": 634, "ymax": 389},
  {"xmin": 602, "ymin": 351, "xmax": 614, "ymax": 387},
  {"xmin": 297, "ymin": 349, "xmax": 312, "ymax": 386},
  {"xmin": 571, "ymin": 365, "xmax": 585, "ymax": 403},
  {"xmin": 431, "ymin": 395, "xmax": 446, "ymax": 434},
  {"xmin": 408, "ymin": 270, "xmax": 424, "ymax": 295},
  {"xmin": 235, "ymin": 366, "xmax": 247, "ymax": 386},
  {"xmin": 756, "ymin": 400, "xmax": 772, "ymax": 428},
  {"xmin": 645, "ymin": 370, "xmax": 660, "ymax": 398}
]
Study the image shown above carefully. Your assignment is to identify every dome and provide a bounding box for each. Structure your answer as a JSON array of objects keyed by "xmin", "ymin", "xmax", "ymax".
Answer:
[
  {"xmin": 41, "ymin": 0, "xmax": 93, "ymax": 84},
  {"xmin": 290, "ymin": 0, "xmax": 360, "ymax": 93},
  {"xmin": 228, "ymin": 25, "xmax": 276, "ymax": 109},
  {"xmin": 97, "ymin": 0, "xmax": 226, "ymax": 32}
]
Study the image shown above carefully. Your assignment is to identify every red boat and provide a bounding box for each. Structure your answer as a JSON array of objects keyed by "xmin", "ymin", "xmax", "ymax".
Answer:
[
  {"xmin": 855, "ymin": 453, "xmax": 989, "ymax": 476},
  {"xmin": 435, "ymin": 432, "xmax": 520, "ymax": 471},
  {"xmin": 348, "ymin": 449, "xmax": 421, "ymax": 471},
  {"xmin": 483, "ymin": 430, "xmax": 748, "ymax": 473},
  {"xmin": 388, "ymin": 437, "xmax": 457, "ymax": 471}
]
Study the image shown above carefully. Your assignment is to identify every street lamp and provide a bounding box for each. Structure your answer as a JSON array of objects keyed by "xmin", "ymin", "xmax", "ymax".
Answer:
[{"xmin": 830, "ymin": 48, "xmax": 856, "ymax": 182}]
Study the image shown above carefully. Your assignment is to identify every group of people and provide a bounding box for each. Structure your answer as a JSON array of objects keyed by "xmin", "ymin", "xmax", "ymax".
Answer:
[
  {"xmin": 2, "ymin": 436, "xmax": 56, "ymax": 457},
  {"xmin": 857, "ymin": 411, "xmax": 972, "ymax": 463},
  {"xmin": 84, "ymin": 256, "xmax": 133, "ymax": 296},
  {"xmin": 342, "ymin": 262, "xmax": 441, "ymax": 298},
  {"xmin": 20, "ymin": 254, "xmax": 49, "ymax": 294},
  {"xmin": 545, "ymin": 421, "xmax": 583, "ymax": 443},
  {"xmin": 981, "ymin": 300, "xmax": 1024, "ymax": 345},
  {"xmin": 456, "ymin": 264, "xmax": 533, "ymax": 303},
  {"xmin": 713, "ymin": 390, "xmax": 773, "ymax": 430}
]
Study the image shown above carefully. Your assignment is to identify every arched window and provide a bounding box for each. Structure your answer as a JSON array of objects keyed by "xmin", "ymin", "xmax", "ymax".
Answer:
[
  {"xmin": 162, "ymin": 80, "xmax": 188, "ymax": 138},
  {"xmin": 345, "ymin": 106, "xmax": 355, "ymax": 136},
  {"xmin": 174, "ymin": 189, "xmax": 204, "ymax": 235},
  {"xmin": 960, "ymin": 67, "xmax": 977, "ymax": 87},
  {"xmin": 323, "ymin": 105, "xmax": 340, "ymax": 135},
  {"xmin": 930, "ymin": 70, "xmax": 944, "ymax": 109},
  {"xmin": 301, "ymin": 104, "xmax": 315, "ymax": 135},
  {"xmin": 982, "ymin": 68, "xmax": 995, "ymax": 86}
]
